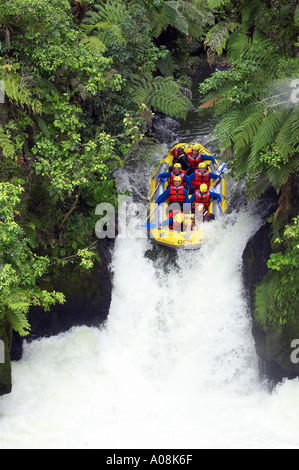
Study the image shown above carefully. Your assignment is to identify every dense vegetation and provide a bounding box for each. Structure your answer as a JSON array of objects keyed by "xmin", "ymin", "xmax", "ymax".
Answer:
[
  {"xmin": 197, "ymin": 0, "xmax": 299, "ymax": 332},
  {"xmin": 0, "ymin": 0, "xmax": 298, "ymax": 351}
]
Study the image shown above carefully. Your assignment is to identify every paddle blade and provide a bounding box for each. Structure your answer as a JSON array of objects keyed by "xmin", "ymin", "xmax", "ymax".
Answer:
[
  {"xmin": 144, "ymin": 222, "xmax": 157, "ymax": 229},
  {"xmin": 218, "ymin": 163, "xmax": 228, "ymax": 174}
]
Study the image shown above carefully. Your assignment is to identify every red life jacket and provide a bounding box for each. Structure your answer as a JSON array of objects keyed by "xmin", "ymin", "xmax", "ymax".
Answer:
[
  {"xmin": 169, "ymin": 209, "xmax": 184, "ymax": 230},
  {"xmin": 187, "ymin": 153, "xmax": 202, "ymax": 169},
  {"xmin": 194, "ymin": 190, "xmax": 210, "ymax": 209},
  {"xmin": 168, "ymin": 185, "xmax": 186, "ymax": 204},
  {"xmin": 170, "ymin": 170, "xmax": 187, "ymax": 185},
  {"xmin": 192, "ymin": 170, "xmax": 210, "ymax": 189}
]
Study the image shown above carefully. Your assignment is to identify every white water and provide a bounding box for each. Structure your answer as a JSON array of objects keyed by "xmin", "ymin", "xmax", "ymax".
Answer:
[
  {"xmin": 0, "ymin": 195, "xmax": 299, "ymax": 449},
  {"xmin": 1, "ymin": 93, "xmax": 299, "ymax": 448}
]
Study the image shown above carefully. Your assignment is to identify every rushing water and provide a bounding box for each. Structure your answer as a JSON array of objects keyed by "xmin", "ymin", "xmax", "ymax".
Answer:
[{"xmin": 0, "ymin": 73, "xmax": 299, "ymax": 449}]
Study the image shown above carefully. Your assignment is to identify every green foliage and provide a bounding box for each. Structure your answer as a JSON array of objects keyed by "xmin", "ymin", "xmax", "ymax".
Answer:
[
  {"xmin": 140, "ymin": 0, "xmax": 214, "ymax": 38},
  {"xmin": 268, "ymin": 216, "xmax": 299, "ymax": 273},
  {"xmin": 129, "ymin": 75, "xmax": 193, "ymax": 119},
  {"xmin": 0, "ymin": 125, "xmax": 15, "ymax": 159},
  {"xmin": 255, "ymin": 217, "xmax": 299, "ymax": 330},
  {"xmin": 199, "ymin": 8, "xmax": 299, "ymax": 197},
  {"xmin": 0, "ymin": 183, "xmax": 65, "ymax": 336}
]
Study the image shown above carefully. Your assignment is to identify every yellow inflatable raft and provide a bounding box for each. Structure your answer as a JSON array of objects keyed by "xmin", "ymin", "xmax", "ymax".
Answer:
[{"xmin": 148, "ymin": 142, "xmax": 227, "ymax": 249}]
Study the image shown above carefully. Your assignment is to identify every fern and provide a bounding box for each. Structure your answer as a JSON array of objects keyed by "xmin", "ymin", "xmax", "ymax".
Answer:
[
  {"xmin": 164, "ymin": 1, "xmax": 189, "ymax": 34},
  {"xmin": 233, "ymin": 110, "xmax": 265, "ymax": 156},
  {"xmin": 246, "ymin": 172, "xmax": 270, "ymax": 200},
  {"xmin": 204, "ymin": 21, "xmax": 237, "ymax": 56},
  {"xmin": 6, "ymin": 290, "xmax": 31, "ymax": 336},
  {"xmin": 227, "ymin": 29, "xmax": 250, "ymax": 62},
  {"xmin": 249, "ymin": 109, "xmax": 289, "ymax": 166},
  {"xmin": 156, "ymin": 53, "xmax": 176, "ymax": 77},
  {"xmin": 83, "ymin": 0, "xmax": 129, "ymax": 45},
  {"xmin": 0, "ymin": 125, "xmax": 15, "ymax": 159},
  {"xmin": 266, "ymin": 154, "xmax": 299, "ymax": 192},
  {"xmin": 129, "ymin": 75, "xmax": 192, "ymax": 119},
  {"xmin": 80, "ymin": 35, "xmax": 106, "ymax": 53},
  {"xmin": 2, "ymin": 74, "xmax": 42, "ymax": 114},
  {"xmin": 277, "ymin": 108, "xmax": 299, "ymax": 158},
  {"xmin": 206, "ymin": 0, "xmax": 232, "ymax": 9}
]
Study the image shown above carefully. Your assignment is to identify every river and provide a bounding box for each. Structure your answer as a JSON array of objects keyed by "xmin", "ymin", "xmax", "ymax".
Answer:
[{"xmin": 0, "ymin": 73, "xmax": 298, "ymax": 449}]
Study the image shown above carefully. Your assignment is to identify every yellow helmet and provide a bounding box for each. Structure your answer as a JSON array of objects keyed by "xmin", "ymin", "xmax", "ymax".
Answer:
[
  {"xmin": 174, "ymin": 213, "xmax": 184, "ymax": 224},
  {"xmin": 200, "ymin": 183, "xmax": 208, "ymax": 193},
  {"xmin": 198, "ymin": 162, "xmax": 207, "ymax": 169},
  {"xmin": 173, "ymin": 163, "xmax": 181, "ymax": 169},
  {"xmin": 173, "ymin": 176, "xmax": 182, "ymax": 183},
  {"xmin": 191, "ymin": 143, "xmax": 201, "ymax": 151}
]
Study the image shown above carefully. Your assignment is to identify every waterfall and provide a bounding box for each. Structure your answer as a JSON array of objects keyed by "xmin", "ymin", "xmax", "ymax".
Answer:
[
  {"xmin": 0, "ymin": 73, "xmax": 298, "ymax": 449},
  {"xmin": 0, "ymin": 158, "xmax": 299, "ymax": 449}
]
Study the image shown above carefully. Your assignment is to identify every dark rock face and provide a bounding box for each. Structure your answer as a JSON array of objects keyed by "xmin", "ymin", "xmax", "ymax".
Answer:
[
  {"xmin": 0, "ymin": 322, "xmax": 12, "ymax": 396},
  {"xmin": 10, "ymin": 240, "xmax": 113, "ymax": 360},
  {"xmin": 243, "ymin": 218, "xmax": 299, "ymax": 383}
]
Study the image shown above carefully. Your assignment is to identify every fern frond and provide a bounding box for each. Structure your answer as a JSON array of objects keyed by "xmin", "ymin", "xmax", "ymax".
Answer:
[
  {"xmin": 199, "ymin": 96, "xmax": 221, "ymax": 109},
  {"xmin": 227, "ymin": 29, "xmax": 250, "ymax": 61},
  {"xmin": 266, "ymin": 154, "xmax": 299, "ymax": 192},
  {"xmin": 80, "ymin": 35, "xmax": 106, "ymax": 53},
  {"xmin": 129, "ymin": 75, "xmax": 192, "ymax": 119},
  {"xmin": 204, "ymin": 21, "xmax": 237, "ymax": 56},
  {"xmin": 213, "ymin": 109, "xmax": 240, "ymax": 150},
  {"xmin": 206, "ymin": 0, "xmax": 232, "ymax": 9},
  {"xmin": 250, "ymin": 109, "xmax": 289, "ymax": 161},
  {"xmin": 164, "ymin": 2, "xmax": 189, "ymax": 34},
  {"xmin": 246, "ymin": 172, "xmax": 270, "ymax": 200},
  {"xmin": 233, "ymin": 110, "xmax": 265, "ymax": 156},
  {"xmin": 276, "ymin": 108, "xmax": 299, "ymax": 158},
  {"xmin": 2, "ymin": 74, "xmax": 42, "ymax": 114},
  {"xmin": 157, "ymin": 54, "xmax": 176, "ymax": 77},
  {"xmin": 0, "ymin": 125, "xmax": 15, "ymax": 159}
]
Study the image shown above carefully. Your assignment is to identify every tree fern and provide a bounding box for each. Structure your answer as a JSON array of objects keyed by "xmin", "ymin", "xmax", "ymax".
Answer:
[
  {"xmin": 164, "ymin": 1, "xmax": 189, "ymax": 35},
  {"xmin": 249, "ymin": 109, "xmax": 289, "ymax": 167},
  {"xmin": 233, "ymin": 110, "xmax": 265, "ymax": 156},
  {"xmin": 227, "ymin": 29, "xmax": 250, "ymax": 62},
  {"xmin": 277, "ymin": 108, "xmax": 299, "ymax": 158},
  {"xmin": 83, "ymin": 0, "xmax": 129, "ymax": 45},
  {"xmin": 266, "ymin": 154, "xmax": 299, "ymax": 192},
  {"xmin": 156, "ymin": 53, "xmax": 176, "ymax": 77},
  {"xmin": 246, "ymin": 173, "xmax": 271, "ymax": 200},
  {"xmin": 129, "ymin": 75, "xmax": 192, "ymax": 119},
  {"xmin": 206, "ymin": 0, "xmax": 232, "ymax": 9}
]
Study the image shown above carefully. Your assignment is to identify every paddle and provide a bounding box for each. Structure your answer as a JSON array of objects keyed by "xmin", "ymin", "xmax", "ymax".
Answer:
[
  {"xmin": 218, "ymin": 162, "xmax": 228, "ymax": 175},
  {"xmin": 143, "ymin": 206, "xmax": 157, "ymax": 228},
  {"xmin": 148, "ymin": 177, "xmax": 168, "ymax": 201},
  {"xmin": 148, "ymin": 186, "xmax": 158, "ymax": 201},
  {"xmin": 144, "ymin": 222, "xmax": 157, "ymax": 229}
]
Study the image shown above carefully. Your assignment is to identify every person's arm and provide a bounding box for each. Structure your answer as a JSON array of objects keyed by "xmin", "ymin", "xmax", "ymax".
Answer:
[
  {"xmin": 155, "ymin": 187, "xmax": 170, "ymax": 205},
  {"xmin": 183, "ymin": 174, "xmax": 192, "ymax": 188},
  {"xmin": 159, "ymin": 217, "xmax": 172, "ymax": 229},
  {"xmin": 157, "ymin": 172, "xmax": 170, "ymax": 186},
  {"xmin": 201, "ymin": 154, "xmax": 218, "ymax": 170},
  {"xmin": 184, "ymin": 187, "xmax": 190, "ymax": 204},
  {"xmin": 209, "ymin": 189, "xmax": 222, "ymax": 205},
  {"xmin": 209, "ymin": 172, "xmax": 221, "ymax": 188},
  {"xmin": 187, "ymin": 192, "xmax": 195, "ymax": 206}
]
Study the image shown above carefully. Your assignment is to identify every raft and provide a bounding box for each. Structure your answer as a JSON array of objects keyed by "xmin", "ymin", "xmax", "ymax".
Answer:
[{"xmin": 148, "ymin": 142, "xmax": 228, "ymax": 249}]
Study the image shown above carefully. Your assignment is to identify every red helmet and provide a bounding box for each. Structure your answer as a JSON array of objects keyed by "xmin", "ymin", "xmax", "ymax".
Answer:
[{"xmin": 172, "ymin": 148, "xmax": 180, "ymax": 157}]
